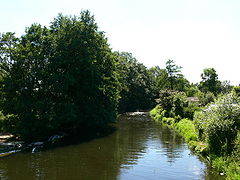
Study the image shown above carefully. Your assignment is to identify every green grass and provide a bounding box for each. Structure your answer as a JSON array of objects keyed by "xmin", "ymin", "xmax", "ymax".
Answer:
[{"xmin": 174, "ymin": 118, "xmax": 198, "ymax": 142}]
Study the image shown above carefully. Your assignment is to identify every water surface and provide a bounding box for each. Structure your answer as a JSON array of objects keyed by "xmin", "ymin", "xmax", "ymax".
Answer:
[{"xmin": 0, "ymin": 114, "xmax": 223, "ymax": 180}]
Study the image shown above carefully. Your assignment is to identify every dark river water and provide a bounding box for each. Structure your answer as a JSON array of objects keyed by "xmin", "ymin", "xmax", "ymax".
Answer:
[{"xmin": 0, "ymin": 114, "xmax": 224, "ymax": 180}]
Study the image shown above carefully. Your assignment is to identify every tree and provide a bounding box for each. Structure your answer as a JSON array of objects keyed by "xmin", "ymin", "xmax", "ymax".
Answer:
[
  {"xmin": 149, "ymin": 66, "xmax": 169, "ymax": 91},
  {"xmin": 116, "ymin": 52, "xmax": 155, "ymax": 112},
  {"xmin": 0, "ymin": 11, "xmax": 121, "ymax": 141},
  {"xmin": 220, "ymin": 80, "xmax": 232, "ymax": 94},
  {"xmin": 150, "ymin": 60, "xmax": 190, "ymax": 92},
  {"xmin": 0, "ymin": 32, "xmax": 19, "ymax": 77},
  {"xmin": 166, "ymin": 59, "xmax": 182, "ymax": 90},
  {"xmin": 199, "ymin": 68, "xmax": 221, "ymax": 95}
]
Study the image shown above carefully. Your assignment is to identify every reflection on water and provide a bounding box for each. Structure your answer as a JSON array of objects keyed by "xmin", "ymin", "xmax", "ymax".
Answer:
[{"xmin": 0, "ymin": 114, "xmax": 223, "ymax": 180}]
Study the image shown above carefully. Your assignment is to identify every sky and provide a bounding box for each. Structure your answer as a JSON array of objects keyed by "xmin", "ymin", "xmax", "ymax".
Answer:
[{"xmin": 1, "ymin": 0, "xmax": 240, "ymax": 85}]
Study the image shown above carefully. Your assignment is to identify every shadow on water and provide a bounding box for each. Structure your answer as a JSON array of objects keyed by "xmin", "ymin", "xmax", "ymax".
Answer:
[{"xmin": 0, "ymin": 113, "xmax": 224, "ymax": 180}]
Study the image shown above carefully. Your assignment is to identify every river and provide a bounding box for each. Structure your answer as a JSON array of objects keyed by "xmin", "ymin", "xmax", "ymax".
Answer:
[{"xmin": 0, "ymin": 113, "xmax": 223, "ymax": 180}]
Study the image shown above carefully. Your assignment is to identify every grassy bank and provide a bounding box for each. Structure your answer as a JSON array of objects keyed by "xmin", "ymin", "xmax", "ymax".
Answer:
[
  {"xmin": 150, "ymin": 110, "xmax": 208, "ymax": 155},
  {"xmin": 150, "ymin": 106, "xmax": 240, "ymax": 179}
]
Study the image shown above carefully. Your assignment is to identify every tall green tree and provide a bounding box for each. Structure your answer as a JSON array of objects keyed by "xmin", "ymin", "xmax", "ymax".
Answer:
[
  {"xmin": 199, "ymin": 68, "xmax": 221, "ymax": 95},
  {"xmin": 116, "ymin": 52, "xmax": 155, "ymax": 112},
  {"xmin": 150, "ymin": 60, "xmax": 190, "ymax": 92},
  {"xmin": 0, "ymin": 11, "xmax": 120, "ymax": 141},
  {"xmin": 166, "ymin": 59, "xmax": 182, "ymax": 90},
  {"xmin": 149, "ymin": 66, "xmax": 169, "ymax": 90}
]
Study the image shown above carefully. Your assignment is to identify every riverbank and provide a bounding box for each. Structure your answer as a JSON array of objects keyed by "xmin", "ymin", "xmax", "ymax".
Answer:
[
  {"xmin": 150, "ymin": 108, "xmax": 240, "ymax": 180},
  {"xmin": 0, "ymin": 123, "xmax": 117, "ymax": 158},
  {"xmin": 0, "ymin": 133, "xmax": 13, "ymax": 143}
]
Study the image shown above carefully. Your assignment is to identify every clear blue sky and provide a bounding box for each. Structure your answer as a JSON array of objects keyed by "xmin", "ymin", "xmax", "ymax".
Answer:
[{"xmin": 1, "ymin": 0, "xmax": 240, "ymax": 85}]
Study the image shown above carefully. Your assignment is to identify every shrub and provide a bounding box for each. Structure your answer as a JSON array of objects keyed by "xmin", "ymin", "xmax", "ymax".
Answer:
[
  {"xmin": 225, "ymin": 161, "xmax": 240, "ymax": 180},
  {"xmin": 150, "ymin": 105, "xmax": 166, "ymax": 121},
  {"xmin": 172, "ymin": 92, "xmax": 189, "ymax": 119},
  {"xmin": 195, "ymin": 91, "xmax": 215, "ymax": 106},
  {"xmin": 162, "ymin": 117, "xmax": 175, "ymax": 126},
  {"xmin": 157, "ymin": 90, "xmax": 190, "ymax": 119},
  {"xmin": 157, "ymin": 90, "xmax": 175, "ymax": 117},
  {"xmin": 212, "ymin": 157, "xmax": 226, "ymax": 173},
  {"xmin": 193, "ymin": 111, "xmax": 206, "ymax": 140},
  {"xmin": 233, "ymin": 86, "xmax": 240, "ymax": 96},
  {"xmin": 194, "ymin": 92, "xmax": 240, "ymax": 156},
  {"xmin": 212, "ymin": 156, "xmax": 240, "ymax": 180}
]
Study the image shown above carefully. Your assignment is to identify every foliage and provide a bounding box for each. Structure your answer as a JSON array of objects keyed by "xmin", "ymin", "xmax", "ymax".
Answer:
[
  {"xmin": 199, "ymin": 68, "xmax": 221, "ymax": 95},
  {"xmin": 151, "ymin": 106, "xmax": 206, "ymax": 153},
  {"xmin": 149, "ymin": 104, "xmax": 166, "ymax": 121},
  {"xmin": 151, "ymin": 88, "xmax": 240, "ymax": 179},
  {"xmin": 156, "ymin": 90, "xmax": 189, "ymax": 119},
  {"xmin": 0, "ymin": 32, "xmax": 19, "ymax": 77},
  {"xmin": 212, "ymin": 156, "xmax": 240, "ymax": 180},
  {"xmin": 171, "ymin": 91, "xmax": 189, "ymax": 119},
  {"xmin": 194, "ymin": 91, "xmax": 215, "ymax": 106},
  {"xmin": 212, "ymin": 156, "xmax": 226, "ymax": 172},
  {"xmin": 220, "ymin": 80, "xmax": 233, "ymax": 94},
  {"xmin": 194, "ymin": 92, "xmax": 240, "ymax": 156},
  {"xmin": 0, "ymin": 11, "xmax": 120, "ymax": 141},
  {"xmin": 233, "ymin": 86, "xmax": 240, "ymax": 96},
  {"xmin": 198, "ymin": 68, "xmax": 233, "ymax": 96},
  {"xmin": 116, "ymin": 52, "xmax": 155, "ymax": 112},
  {"xmin": 162, "ymin": 117, "xmax": 175, "ymax": 126},
  {"xmin": 151, "ymin": 88, "xmax": 200, "ymax": 123},
  {"xmin": 185, "ymin": 85, "xmax": 200, "ymax": 97},
  {"xmin": 149, "ymin": 60, "xmax": 190, "ymax": 93},
  {"xmin": 183, "ymin": 105, "xmax": 202, "ymax": 120},
  {"xmin": 148, "ymin": 66, "xmax": 168, "ymax": 94},
  {"xmin": 165, "ymin": 59, "xmax": 182, "ymax": 90}
]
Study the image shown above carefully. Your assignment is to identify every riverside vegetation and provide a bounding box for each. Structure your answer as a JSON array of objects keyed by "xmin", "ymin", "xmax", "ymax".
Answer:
[
  {"xmin": 0, "ymin": 10, "xmax": 239, "ymax": 179},
  {"xmin": 0, "ymin": 11, "xmax": 155, "ymax": 142},
  {"xmin": 150, "ymin": 87, "xmax": 240, "ymax": 179}
]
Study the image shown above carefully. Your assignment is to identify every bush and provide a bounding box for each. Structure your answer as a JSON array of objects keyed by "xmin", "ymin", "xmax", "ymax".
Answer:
[
  {"xmin": 195, "ymin": 91, "xmax": 215, "ymax": 106},
  {"xmin": 193, "ymin": 111, "xmax": 206, "ymax": 140},
  {"xmin": 212, "ymin": 156, "xmax": 240, "ymax": 180},
  {"xmin": 233, "ymin": 86, "xmax": 240, "ymax": 96},
  {"xmin": 150, "ymin": 105, "xmax": 166, "ymax": 121},
  {"xmin": 184, "ymin": 105, "xmax": 202, "ymax": 119},
  {"xmin": 225, "ymin": 161, "xmax": 240, "ymax": 180},
  {"xmin": 212, "ymin": 157, "xmax": 226, "ymax": 173},
  {"xmin": 157, "ymin": 90, "xmax": 190, "ymax": 119},
  {"xmin": 194, "ymin": 92, "xmax": 240, "ymax": 156},
  {"xmin": 162, "ymin": 117, "xmax": 175, "ymax": 126}
]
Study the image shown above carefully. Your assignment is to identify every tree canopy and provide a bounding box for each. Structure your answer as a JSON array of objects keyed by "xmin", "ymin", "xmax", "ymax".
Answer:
[
  {"xmin": 199, "ymin": 68, "xmax": 221, "ymax": 95},
  {"xmin": 0, "ymin": 11, "xmax": 120, "ymax": 141},
  {"xmin": 116, "ymin": 52, "xmax": 155, "ymax": 112}
]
